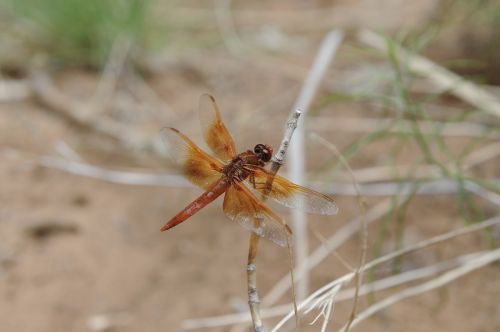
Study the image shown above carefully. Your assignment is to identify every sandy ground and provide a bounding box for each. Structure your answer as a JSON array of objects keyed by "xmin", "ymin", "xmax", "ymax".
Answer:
[{"xmin": 1, "ymin": 1, "xmax": 500, "ymax": 332}]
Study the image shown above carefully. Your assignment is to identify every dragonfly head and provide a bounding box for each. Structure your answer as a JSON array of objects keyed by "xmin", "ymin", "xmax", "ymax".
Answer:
[{"xmin": 254, "ymin": 144, "xmax": 273, "ymax": 163}]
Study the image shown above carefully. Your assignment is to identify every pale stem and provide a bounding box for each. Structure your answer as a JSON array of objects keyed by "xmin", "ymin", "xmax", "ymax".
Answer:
[
  {"xmin": 358, "ymin": 29, "xmax": 500, "ymax": 119},
  {"xmin": 247, "ymin": 233, "xmax": 263, "ymax": 332},
  {"xmin": 247, "ymin": 28, "xmax": 343, "ymax": 332},
  {"xmin": 288, "ymin": 29, "xmax": 344, "ymax": 301},
  {"xmin": 181, "ymin": 215, "xmax": 500, "ymax": 329},
  {"xmin": 248, "ymin": 108, "xmax": 302, "ymax": 332},
  {"xmin": 339, "ymin": 247, "xmax": 500, "ymax": 330}
]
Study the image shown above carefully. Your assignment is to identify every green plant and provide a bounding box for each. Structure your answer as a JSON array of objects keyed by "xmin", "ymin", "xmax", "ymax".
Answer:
[
  {"xmin": 4, "ymin": 0, "xmax": 155, "ymax": 68},
  {"xmin": 311, "ymin": 25, "xmax": 500, "ymax": 288}
]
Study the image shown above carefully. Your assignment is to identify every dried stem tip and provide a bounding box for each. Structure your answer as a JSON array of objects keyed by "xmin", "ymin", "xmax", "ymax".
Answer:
[{"xmin": 271, "ymin": 109, "xmax": 302, "ymax": 168}]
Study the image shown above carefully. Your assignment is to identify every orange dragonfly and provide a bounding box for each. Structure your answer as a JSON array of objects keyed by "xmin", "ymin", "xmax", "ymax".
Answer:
[{"xmin": 160, "ymin": 94, "xmax": 338, "ymax": 247}]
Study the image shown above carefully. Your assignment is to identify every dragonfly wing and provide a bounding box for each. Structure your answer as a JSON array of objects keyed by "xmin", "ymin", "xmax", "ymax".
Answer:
[
  {"xmin": 223, "ymin": 181, "xmax": 292, "ymax": 247},
  {"xmin": 199, "ymin": 94, "xmax": 237, "ymax": 162},
  {"xmin": 247, "ymin": 168, "xmax": 339, "ymax": 215},
  {"xmin": 161, "ymin": 127, "xmax": 224, "ymax": 190}
]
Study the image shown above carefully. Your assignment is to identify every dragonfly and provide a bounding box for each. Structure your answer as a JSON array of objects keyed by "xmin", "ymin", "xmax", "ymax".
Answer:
[{"xmin": 160, "ymin": 94, "xmax": 338, "ymax": 247}]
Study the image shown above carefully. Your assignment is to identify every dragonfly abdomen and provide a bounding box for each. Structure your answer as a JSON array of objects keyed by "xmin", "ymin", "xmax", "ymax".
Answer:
[{"xmin": 160, "ymin": 177, "xmax": 230, "ymax": 232}]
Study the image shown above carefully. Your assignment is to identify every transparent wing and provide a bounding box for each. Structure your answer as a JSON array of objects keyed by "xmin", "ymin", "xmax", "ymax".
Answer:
[
  {"xmin": 223, "ymin": 182, "xmax": 292, "ymax": 247},
  {"xmin": 247, "ymin": 168, "xmax": 339, "ymax": 215},
  {"xmin": 161, "ymin": 127, "xmax": 224, "ymax": 189},
  {"xmin": 199, "ymin": 94, "xmax": 236, "ymax": 162}
]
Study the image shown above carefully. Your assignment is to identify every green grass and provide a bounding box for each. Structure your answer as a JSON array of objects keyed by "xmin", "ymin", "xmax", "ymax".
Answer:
[
  {"xmin": 3, "ymin": 0, "xmax": 157, "ymax": 68},
  {"xmin": 311, "ymin": 7, "xmax": 500, "ymax": 281}
]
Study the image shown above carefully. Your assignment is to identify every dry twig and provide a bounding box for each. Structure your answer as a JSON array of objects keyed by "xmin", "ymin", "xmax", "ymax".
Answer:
[
  {"xmin": 270, "ymin": 214, "xmax": 500, "ymax": 331},
  {"xmin": 339, "ymin": 247, "xmax": 500, "ymax": 330},
  {"xmin": 0, "ymin": 78, "xmax": 31, "ymax": 101},
  {"xmin": 307, "ymin": 116, "xmax": 499, "ymax": 139},
  {"xmin": 245, "ymin": 107, "xmax": 302, "ymax": 332},
  {"xmin": 243, "ymin": 29, "xmax": 343, "ymax": 332},
  {"xmin": 287, "ymin": 29, "xmax": 344, "ymax": 302},
  {"xmin": 358, "ymin": 29, "xmax": 500, "ymax": 118},
  {"xmin": 39, "ymin": 156, "xmax": 188, "ymax": 187},
  {"xmin": 92, "ymin": 36, "xmax": 132, "ymax": 105},
  {"xmin": 181, "ymin": 214, "xmax": 500, "ymax": 330},
  {"xmin": 39, "ymin": 155, "xmax": 500, "ymax": 200},
  {"xmin": 310, "ymin": 134, "xmax": 368, "ymax": 332}
]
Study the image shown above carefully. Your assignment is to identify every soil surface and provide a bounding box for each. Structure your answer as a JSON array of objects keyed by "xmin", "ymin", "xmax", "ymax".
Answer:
[{"xmin": 1, "ymin": 1, "xmax": 500, "ymax": 332}]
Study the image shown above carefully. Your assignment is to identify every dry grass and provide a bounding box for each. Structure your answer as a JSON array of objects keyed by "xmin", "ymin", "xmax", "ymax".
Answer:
[{"xmin": 1, "ymin": 1, "xmax": 499, "ymax": 332}]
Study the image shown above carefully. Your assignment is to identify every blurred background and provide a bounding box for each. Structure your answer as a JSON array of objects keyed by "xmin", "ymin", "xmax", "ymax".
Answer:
[{"xmin": 1, "ymin": 0, "xmax": 499, "ymax": 331}]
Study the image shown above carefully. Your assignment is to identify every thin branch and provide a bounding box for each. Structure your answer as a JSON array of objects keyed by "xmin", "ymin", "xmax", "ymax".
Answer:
[
  {"xmin": 262, "ymin": 181, "xmax": 500, "ymax": 308},
  {"xmin": 247, "ymin": 234, "xmax": 264, "ymax": 332},
  {"xmin": 214, "ymin": 0, "xmax": 243, "ymax": 54},
  {"xmin": 465, "ymin": 181, "xmax": 500, "ymax": 207},
  {"xmin": 0, "ymin": 78, "xmax": 31, "ymax": 101},
  {"xmin": 288, "ymin": 29, "xmax": 344, "ymax": 301},
  {"xmin": 363, "ymin": 214, "xmax": 500, "ymax": 272},
  {"xmin": 245, "ymin": 65, "xmax": 302, "ymax": 332},
  {"xmin": 270, "ymin": 214, "xmax": 500, "ymax": 331},
  {"xmin": 53, "ymin": 140, "xmax": 83, "ymax": 162},
  {"xmin": 243, "ymin": 29, "xmax": 344, "ymax": 331},
  {"xmin": 358, "ymin": 29, "xmax": 500, "ymax": 118},
  {"xmin": 306, "ymin": 116, "xmax": 500, "ymax": 139},
  {"xmin": 125, "ymin": 71, "xmax": 172, "ymax": 119},
  {"xmin": 30, "ymin": 71, "xmax": 166, "ymax": 156},
  {"xmin": 39, "ymin": 156, "xmax": 189, "ymax": 187},
  {"xmin": 334, "ymin": 251, "xmax": 484, "ymax": 302},
  {"xmin": 315, "ymin": 178, "xmax": 500, "ymax": 197},
  {"xmin": 464, "ymin": 141, "xmax": 500, "ymax": 169},
  {"xmin": 309, "ymin": 133, "xmax": 367, "ymax": 332},
  {"xmin": 187, "ymin": 196, "xmax": 500, "ymax": 332},
  {"xmin": 181, "ymin": 249, "xmax": 495, "ymax": 330},
  {"xmin": 270, "ymin": 275, "xmax": 353, "ymax": 332},
  {"xmin": 92, "ymin": 36, "xmax": 132, "ymax": 105},
  {"xmin": 262, "ymin": 196, "xmax": 403, "ymax": 307},
  {"xmin": 246, "ymin": 102, "xmax": 301, "ymax": 332},
  {"xmin": 269, "ymin": 109, "xmax": 301, "ymax": 170},
  {"xmin": 335, "ymin": 164, "xmax": 442, "ymax": 183},
  {"xmin": 39, "ymin": 156, "xmax": 500, "ymax": 201},
  {"xmin": 340, "ymin": 248, "xmax": 500, "ymax": 330}
]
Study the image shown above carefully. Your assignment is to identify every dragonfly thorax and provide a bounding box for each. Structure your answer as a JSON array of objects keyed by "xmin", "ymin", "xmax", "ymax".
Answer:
[{"xmin": 224, "ymin": 150, "xmax": 268, "ymax": 182}]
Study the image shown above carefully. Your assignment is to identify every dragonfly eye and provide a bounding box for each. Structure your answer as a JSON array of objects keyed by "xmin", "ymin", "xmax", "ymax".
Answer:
[{"xmin": 254, "ymin": 144, "xmax": 272, "ymax": 162}]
